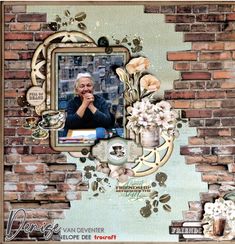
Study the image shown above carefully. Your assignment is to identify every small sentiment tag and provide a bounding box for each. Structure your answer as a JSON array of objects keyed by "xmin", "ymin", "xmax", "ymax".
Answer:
[{"xmin": 26, "ymin": 86, "xmax": 46, "ymax": 106}]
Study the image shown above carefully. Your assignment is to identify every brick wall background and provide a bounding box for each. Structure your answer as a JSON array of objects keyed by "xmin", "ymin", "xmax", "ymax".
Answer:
[
  {"xmin": 145, "ymin": 3, "xmax": 235, "ymax": 241},
  {"xmin": 4, "ymin": 5, "xmax": 87, "ymax": 241},
  {"xmin": 3, "ymin": 3, "xmax": 235, "ymax": 242}
]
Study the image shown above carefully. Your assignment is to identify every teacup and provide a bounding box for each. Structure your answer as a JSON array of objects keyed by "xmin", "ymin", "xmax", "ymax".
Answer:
[
  {"xmin": 24, "ymin": 117, "xmax": 37, "ymax": 128},
  {"xmin": 41, "ymin": 110, "xmax": 65, "ymax": 127}
]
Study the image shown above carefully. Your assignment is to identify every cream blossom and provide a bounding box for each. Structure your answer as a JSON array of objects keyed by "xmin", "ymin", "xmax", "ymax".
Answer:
[
  {"xmin": 109, "ymin": 164, "xmax": 134, "ymax": 183},
  {"xmin": 96, "ymin": 163, "xmax": 111, "ymax": 175},
  {"xmin": 140, "ymin": 74, "xmax": 161, "ymax": 92},
  {"xmin": 126, "ymin": 57, "xmax": 150, "ymax": 74},
  {"xmin": 116, "ymin": 68, "xmax": 128, "ymax": 83}
]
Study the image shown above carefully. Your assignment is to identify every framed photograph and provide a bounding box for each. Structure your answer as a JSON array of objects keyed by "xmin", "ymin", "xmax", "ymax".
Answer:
[
  {"xmin": 1, "ymin": 1, "xmax": 235, "ymax": 244},
  {"xmin": 48, "ymin": 45, "xmax": 129, "ymax": 151}
]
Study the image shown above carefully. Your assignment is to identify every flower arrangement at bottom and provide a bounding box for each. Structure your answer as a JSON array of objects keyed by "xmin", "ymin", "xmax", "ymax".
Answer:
[
  {"xmin": 202, "ymin": 198, "xmax": 235, "ymax": 239},
  {"xmin": 96, "ymin": 162, "xmax": 134, "ymax": 183}
]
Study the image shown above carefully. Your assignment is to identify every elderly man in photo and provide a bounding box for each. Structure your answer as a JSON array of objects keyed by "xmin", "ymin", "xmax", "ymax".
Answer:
[{"xmin": 65, "ymin": 73, "xmax": 114, "ymax": 130}]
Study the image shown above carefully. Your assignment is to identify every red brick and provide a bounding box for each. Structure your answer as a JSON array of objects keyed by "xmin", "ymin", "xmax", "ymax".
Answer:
[
  {"xmin": 176, "ymin": 5, "xmax": 191, "ymax": 13},
  {"xmin": 197, "ymin": 91, "xmax": 225, "ymax": 99},
  {"xmin": 160, "ymin": 5, "xmax": 176, "ymax": 13},
  {"xmin": 26, "ymin": 23, "xmax": 41, "ymax": 31},
  {"xmin": 213, "ymin": 109, "xmax": 235, "ymax": 117},
  {"xmin": 206, "ymin": 100, "xmax": 222, "ymax": 108},
  {"xmin": 196, "ymin": 164, "xmax": 227, "ymax": 172},
  {"xmin": 35, "ymin": 192, "xmax": 66, "ymax": 201},
  {"xmin": 207, "ymin": 62, "xmax": 223, "ymax": 70},
  {"xmin": 227, "ymin": 90, "xmax": 235, "ymax": 98},
  {"xmin": 17, "ymin": 13, "xmax": 47, "ymax": 22},
  {"xmin": 185, "ymin": 155, "xmax": 217, "ymax": 164},
  {"xmin": 11, "ymin": 5, "xmax": 26, "ymax": 13},
  {"xmin": 218, "ymin": 4, "xmax": 232, "ymax": 12},
  {"xmin": 180, "ymin": 146, "xmax": 211, "ymax": 155},
  {"xmin": 190, "ymin": 62, "xmax": 206, "ymax": 70},
  {"xmin": 4, "ymin": 51, "xmax": 19, "ymax": 60},
  {"xmin": 193, "ymin": 5, "xmax": 208, "ymax": 13},
  {"xmin": 165, "ymin": 90, "xmax": 195, "ymax": 99},
  {"xmin": 144, "ymin": 5, "xmax": 160, "ymax": 13},
  {"xmin": 212, "ymin": 146, "xmax": 235, "ymax": 155},
  {"xmin": 185, "ymin": 33, "xmax": 215, "ymax": 42},
  {"xmin": 5, "ymin": 32, "xmax": 33, "ymax": 41},
  {"xmin": 21, "ymin": 155, "xmax": 38, "ymax": 163},
  {"xmin": 192, "ymin": 43, "xmax": 208, "ymax": 50},
  {"xmin": 191, "ymin": 24, "xmax": 206, "ymax": 32},
  {"xmin": 222, "ymin": 99, "xmax": 235, "ymax": 108},
  {"xmin": 224, "ymin": 43, "xmax": 235, "ymax": 53},
  {"xmin": 4, "ymin": 146, "xmax": 30, "ymax": 155},
  {"xmin": 49, "ymin": 173, "xmax": 66, "ymax": 182},
  {"xmin": 18, "ymin": 52, "xmax": 34, "ymax": 60},
  {"xmin": 221, "ymin": 81, "xmax": 235, "ymax": 89},
  {"xmin": 226, "ymin": 13, "xmax": 235, "ymax": 20},
  {"xmin": 167, "ymin": 51, "xmax": 197, "ymax": 61},
  {"xmin": 47, "ymin": 164, "xmax": 77, "ymax": 172},
  {"xmin": 5, "ymin": 71, "xmax": 30, "ymax": 79},
  {"xmin": 198, "ymin": 128, "xmax": 231, "ymax": 137},
  {"xmin": 31, "ymin": 146, "xmax": 60, "ymax": 154},
  {"xmin": 5, "ymin": 14, "xmax": 16, "ymax": 22},
  {"xmin": 173, "ymin": 80, "xmax": 190, "ymax": 89},
  {"xmin": 173, "ymin": 62, "xmax": 190, "ymax": 70},
  {"xmin": 190, "ymin": 81, "xmax": 206, "ymax": 89},
  {"xmin": 196, "ymin": 14, "xmax": 225, "ymax": 22},
  {"xmin": 221, "ymin": 118, "xmax": 235, "ymax": 126},
  {"xmin": 4, "ymin": 192, "xmax": 18, "ymax": 201},
  {"xmin": 217, "ymin": 33, "xmax": 235, "ymax": 41},
  {"xmin": 189, "ymin": 119, "xmax": 204, "ymax": 127},
  {"xmin": 173, "ymin": 100, "xmax": 191, "ymax": 108},
  {"xmin": 4, "ymin": 5, "xmax": 13, "ymax": 13},
  {"xmin": 14, "ymin": 164, "xmax": 46, "ymax": 174},
  {"xmin": 206, "ymin": 24, "xmax": 222, "ymax": 32},
  {"xmin": 205, "ymin": 119, "xmax": 220, "ymax": 127},
  {"xmin": 35, "ymin": 32, "xmax": 54, "ymax": 41},
  {"xmin": 200, "ymin": 52, "xmax": 231, "ymax": 61},
  {"xmin": 9, "ymin": 23, "xmax": 25, "ymax": 31},
  {"xmin": 213, "ymin": 71, "xmax": 235, "ymax": 79},
  {"xmin": 188, "ymin": 136, "xmax": 205, "ymax": 145},
  {"xmin": 191, "ymin": 100, "xmax": 206, "ymax": 109},
  {"xmin": 208, "ymin": 42, "xmax": 225, "ymax": 50},
  {"xmin": 16, "ymin": 128, "xmax": 32, "ymax": 136},
  {"xmin": 165, "ymin": 14, "xmax": 195, "ymax": 23},
  {"xmin": 202, "ymin": 172, "xmax": 234, "ymax": 183},
  {"xmin": 181, "ymin": 72, "xmax": 211, "ymax": 80},
  {"xmin": 4, "ymin": 128, "xmax": 16, "ymax": 136},
  {"xmin": 182, "ymin": 109, "xmax": 212, "ymax": 118},
  {"xmin": 7, "ymin": 42, "xmax": 28, "ymax": 50},
  {"xmin": 175, "ymin": 24, "xmax": 190, "ymax": 32}
]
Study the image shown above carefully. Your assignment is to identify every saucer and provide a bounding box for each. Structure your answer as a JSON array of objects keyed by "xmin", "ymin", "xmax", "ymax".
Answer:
[
  {"xmin": 22, "ymin": 123, "xmax": 37, "ymax": 130},
  {"xmin": 32, "ymin": 128, "xmax": 49, "ymax": 140},
  {"xmin": 38, "ymin": 120, "xmax": 65, "ymax": 130}
]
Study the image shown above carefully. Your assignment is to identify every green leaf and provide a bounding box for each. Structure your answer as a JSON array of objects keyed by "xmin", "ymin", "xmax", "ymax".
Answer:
[
  {"xmin": 75, "ymin": 12, "xmax": 87, "ymax": 21},
  {"xmin": 64, "ymin": 10, "xmax": 70, "ymax": 17},
  {"xmin": 78, "ymin": 22, "xmax": 87, "ymax": 30},
  {"xmin": 55, "ymin": 15, "xmax": 62, "ymax": 22},
  {"xmin": 121, "ymin": 37, "xmax": 128, "ymax": 43}
]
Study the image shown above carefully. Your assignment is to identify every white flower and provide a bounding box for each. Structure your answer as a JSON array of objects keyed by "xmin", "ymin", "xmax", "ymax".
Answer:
[
  {"xmin": 109, "ymin": 164, "xmax": 134, "ymax": 183},
  {"xmin": 154, "ymin": 111, "xmax": 172, "ymax": 128},
  {"xmin": 155, "ymin": 101, "xmax": 172, "ymax": 111},
  {"xmin": 204, "ymin": 202, "xmax": 214, "ymax": 215}
]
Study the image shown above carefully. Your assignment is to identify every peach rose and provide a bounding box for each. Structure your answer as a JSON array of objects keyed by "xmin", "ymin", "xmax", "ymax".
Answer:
[
  {"xmin": 126, "ymin": 57, "xmax": 150, "ymax": 74},
  {"xmin": 140, "ymin": 74, "xmax": 160, "ymax": 92}
]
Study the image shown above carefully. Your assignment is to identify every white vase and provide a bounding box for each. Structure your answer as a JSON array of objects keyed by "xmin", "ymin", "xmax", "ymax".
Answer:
[{"xmin": 140, "ymin": 128, "xmax": 159, "ymax": 148}]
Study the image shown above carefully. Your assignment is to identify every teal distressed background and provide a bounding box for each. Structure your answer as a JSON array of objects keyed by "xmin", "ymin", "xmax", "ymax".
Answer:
[{"xmin": 28, "ymin": 5, "xmax": 207, "ymax": 242}]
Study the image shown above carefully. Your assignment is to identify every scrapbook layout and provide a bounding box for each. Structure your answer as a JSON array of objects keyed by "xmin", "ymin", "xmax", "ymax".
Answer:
[{"xmin": 1, "ymin": 1, "xmax": 235, "ymax": 243}]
